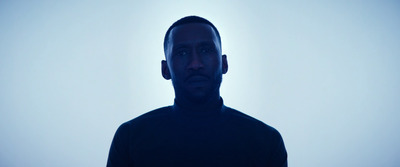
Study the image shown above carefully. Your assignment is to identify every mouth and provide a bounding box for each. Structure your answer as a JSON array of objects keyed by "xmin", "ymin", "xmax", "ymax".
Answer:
[{"xmin": 186, "ymin": 75, "xmax": 208, "ymax": 84}]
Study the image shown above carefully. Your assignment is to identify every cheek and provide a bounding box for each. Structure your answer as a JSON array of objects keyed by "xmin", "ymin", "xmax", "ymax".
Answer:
[
  {"xmin": 208, "ymin": 57, "xmax": 222, "ymax": 69},
  {"xmin": 170, "ymin": 57, "xmax": 188, "ymax": 69},
  {"xmin": 203, "ymin": 54, "xmax": 220, "ymax": 64},
  {"xmin": 169, "ymin": 62, "xmax": 185, "ymax": 78}
]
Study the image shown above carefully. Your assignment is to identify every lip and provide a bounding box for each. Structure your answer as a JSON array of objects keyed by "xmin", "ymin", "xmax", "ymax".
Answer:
[{"xmin": 186, "ymin": 75, "xmax": 208, "ymax": 83}]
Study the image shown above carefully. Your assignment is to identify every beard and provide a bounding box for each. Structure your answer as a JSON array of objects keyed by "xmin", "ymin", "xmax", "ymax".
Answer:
[{"xmin": 172, "ymin": 71, "xmax": 223, "ymax": 104}]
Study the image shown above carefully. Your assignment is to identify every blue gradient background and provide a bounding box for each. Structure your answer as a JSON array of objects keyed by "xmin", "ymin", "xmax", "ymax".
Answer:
[{"xmin": 1, "ymin": 1, "xmax": 399, "ymax": 166}]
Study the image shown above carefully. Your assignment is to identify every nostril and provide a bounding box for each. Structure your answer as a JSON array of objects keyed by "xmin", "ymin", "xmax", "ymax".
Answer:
[
  {"xmin": 187, "ymin": 57, "xmax": 204, "ymax": 70},
  {"xmin": 188, "ymin": 62, "xmax": 203, "ymax": 70}
]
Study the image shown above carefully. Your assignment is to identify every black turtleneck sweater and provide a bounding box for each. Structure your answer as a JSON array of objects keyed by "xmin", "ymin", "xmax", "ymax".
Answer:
[{"xmin": 107, "ymin": 99, "xmax": 287, "ymax": 167}]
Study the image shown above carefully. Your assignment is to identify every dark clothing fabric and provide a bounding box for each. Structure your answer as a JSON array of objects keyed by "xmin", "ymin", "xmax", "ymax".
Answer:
[{"xmin": 107, "ymin": 99, "xmax": 287, "ymax": 167}]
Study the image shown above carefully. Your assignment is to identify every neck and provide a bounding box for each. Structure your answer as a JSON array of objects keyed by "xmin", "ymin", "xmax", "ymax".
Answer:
[{"xmin": 175, "ymin": 92, "xmax": 221, "ymax": 111}]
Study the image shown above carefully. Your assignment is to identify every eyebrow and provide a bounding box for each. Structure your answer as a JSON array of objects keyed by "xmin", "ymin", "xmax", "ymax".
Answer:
[
  {"xmin": 172, "ymin": 40, "xmax": 216, "ymax": 49},
  {"xmin": 172, "ymin": 44, "xmax": 190, "ymax": 51}
]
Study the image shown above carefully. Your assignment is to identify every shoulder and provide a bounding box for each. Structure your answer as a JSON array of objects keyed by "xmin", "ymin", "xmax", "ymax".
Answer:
[
  {"xmin": 223, "ymin": 106, "xmax": 270, "ymax": 127},
  {"xmin": 108, "ymin": 107, "xmax": 172, "ymax": 166},
  {"xmin": 117, "ymin": 106, "xmax": 173, "ymax": 131},
  {"xmin": 223, "ymin": 106, "xmax": 282, "ymax": 137},
  {"xmin": 223, "ymin": 106, "xmax": 286, "ymax": 154},
  {"xmin": 129, "ymin": 106, "xmax": 172, "ymax": 121},
  {"xmin": 223, "ymin": 107, "xmax": 287, "ymax": 164}
]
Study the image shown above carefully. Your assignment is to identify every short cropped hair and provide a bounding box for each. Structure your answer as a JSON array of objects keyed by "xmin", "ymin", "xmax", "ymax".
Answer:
[{"xmin": 163, "ymin": 16, "xmax": 222, "ymax": 55}]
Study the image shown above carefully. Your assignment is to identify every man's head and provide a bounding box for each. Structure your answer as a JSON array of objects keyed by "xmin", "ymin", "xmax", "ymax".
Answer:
[
  {"xmin": 163, "ymin": 16, "xmax": 222, "ymax": 55},
  {"xmin": 162, "ymin": 16, "xmax": 228, "ymax": 104}
]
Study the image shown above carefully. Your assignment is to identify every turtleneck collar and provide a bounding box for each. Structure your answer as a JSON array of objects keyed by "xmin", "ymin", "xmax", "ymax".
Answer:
[{"xmin": 172, "ymin": 97, "xmax": 226, "ymax": 116}]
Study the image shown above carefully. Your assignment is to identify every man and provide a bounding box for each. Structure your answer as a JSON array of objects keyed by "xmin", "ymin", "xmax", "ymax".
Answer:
[{"xmin": 107, "ymin": 16, "xmax": 288, "ymax": 167}]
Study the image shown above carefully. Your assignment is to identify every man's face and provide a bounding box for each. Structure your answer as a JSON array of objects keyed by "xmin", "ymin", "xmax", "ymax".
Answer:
[{"xmin": 163, "ymin": 23, "xmax": 227, "ymax": 103}]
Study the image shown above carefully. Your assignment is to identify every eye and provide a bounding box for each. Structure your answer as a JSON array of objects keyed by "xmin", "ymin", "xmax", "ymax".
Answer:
[
  {"xmin": 175, "ymin": 49, "xmax": 189, "ymax": 56},
  {"xmin": 200, "ymin": 47, "xmax": 214, "ymax": 54},
  {"xmin": 200, "ymin": 48, "xmax": 209, "ymax": 53}
]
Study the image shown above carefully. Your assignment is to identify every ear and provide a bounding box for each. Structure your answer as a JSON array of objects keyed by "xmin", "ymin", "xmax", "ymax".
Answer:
[
  {"xmin": 222, "ymin": 54, "xmax": 228, "ymax": 74},
  {"xmin": 161, "ymin": 60, "xmax": 171, "ymax": 80}
]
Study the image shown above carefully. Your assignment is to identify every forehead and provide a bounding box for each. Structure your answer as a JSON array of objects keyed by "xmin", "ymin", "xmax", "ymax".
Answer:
[{"xmin": 168, "ymin": 23, "xmax": 219, "ymax": 47}]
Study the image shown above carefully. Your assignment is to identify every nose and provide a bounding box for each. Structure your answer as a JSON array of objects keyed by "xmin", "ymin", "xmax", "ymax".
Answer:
[{"xmin": 187, "ymin": 51, "xmax": 204, "ymax": 71}]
